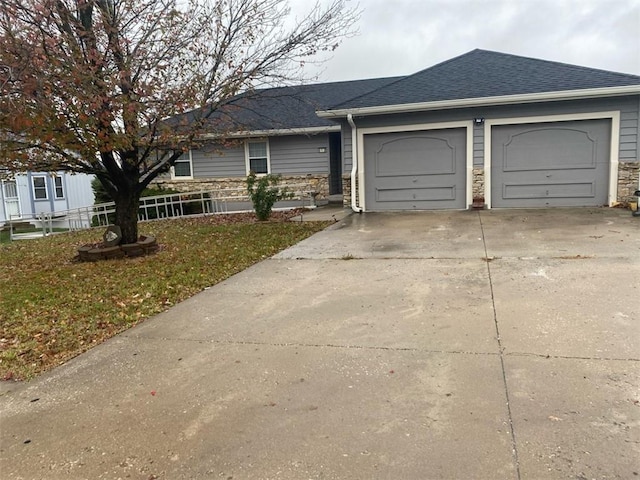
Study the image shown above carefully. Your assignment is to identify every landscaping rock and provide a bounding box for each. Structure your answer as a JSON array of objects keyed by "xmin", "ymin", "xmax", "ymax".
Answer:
[{"xmin": 77, "ymin": 235, "xmax": 158, "ymax": 262}]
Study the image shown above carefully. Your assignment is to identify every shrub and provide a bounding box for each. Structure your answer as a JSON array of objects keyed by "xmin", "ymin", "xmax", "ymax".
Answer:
[{"xmin": 246, "ymin": 172, "xmax": 292, "ymax": 221}]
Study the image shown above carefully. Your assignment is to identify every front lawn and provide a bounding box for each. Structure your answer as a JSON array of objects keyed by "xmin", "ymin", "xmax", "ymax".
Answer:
[{"xmin": 0, "ymin": 212, "xmax": 329, "ymax": 381}]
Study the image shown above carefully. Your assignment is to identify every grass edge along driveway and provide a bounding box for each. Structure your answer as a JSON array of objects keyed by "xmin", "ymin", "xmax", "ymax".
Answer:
[{"xmin": 0, "ymin": 212, "xmax": 330, "ymax": 381}]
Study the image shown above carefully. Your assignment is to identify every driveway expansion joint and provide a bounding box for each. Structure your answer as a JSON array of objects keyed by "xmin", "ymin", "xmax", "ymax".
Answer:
[
  {"xmin": 504, "ymin": 352, "xmax": 640, "ymax": 362},
  {"xmin": 478, "ymin": 210, "xmax": 522, "ymax": 480}
]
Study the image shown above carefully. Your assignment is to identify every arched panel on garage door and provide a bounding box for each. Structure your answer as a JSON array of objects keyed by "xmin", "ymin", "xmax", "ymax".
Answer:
[
  {"xmin": 364, "ymin": 128, "xmax": 467, "ymax": 210},
  {"xmin": 491, "ymin": 119, "xmax": 611, "ymax": 208}
]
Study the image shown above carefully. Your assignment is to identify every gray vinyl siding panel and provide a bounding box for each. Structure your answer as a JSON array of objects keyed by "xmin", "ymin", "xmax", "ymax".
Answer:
[
  {"xmin": 473, "ymin": 124, "xmax": 483, "ymax": 166},
  {"xmin": 190, "ymin": 136, "xmax": 330, "ymax": 178},
  {"xmin": 342, "ymin": 95, "xmax": 640, "ymax": 167},
  {"xmin": 269, "ymin": 134, "xmax": 329, "ymax": 175},
  {"xmin": 342, "ymin": 121, "xmax": 353, "ymax": 173},
  {"xmin": 191, "ymin": 145, "xmax": 246, "ymax": 178},
  {"xmin": 619, "ymin": 102, "xmax": 639, "ymax": 160}
]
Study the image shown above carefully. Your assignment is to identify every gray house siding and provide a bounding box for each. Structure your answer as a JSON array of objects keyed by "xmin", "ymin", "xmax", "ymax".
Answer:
[
  {"xmin": 157, "ymin": 134, "xmax": 333, "ymax": 198},
  {"xmin": 341, "ymin": 120, "xmax": 353, "ymax": 173},
  {"xmin": 473, "ymin": 124, "xmax": 483, "ymax": 166},
  {"xmin": 340, "ymin": 95, "xmax": 640, "ymax": 172},
  {"xmin": 269, "ymin": 134, "xmax": 330, "ymax": 175},
  {"xmin": 185, "ymin": 134, "xmax": 330, "ymax": 178},
  {"xmin": 619, "ymin": 97, "xmax": 639, "ymax": 161},
  {"xmin": 191, "ymin": 145, "xmax": 246, "ymax": 178}
]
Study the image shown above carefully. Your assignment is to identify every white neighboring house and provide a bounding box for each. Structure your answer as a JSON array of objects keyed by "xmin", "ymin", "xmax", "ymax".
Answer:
[{"xmin": 0, "ymin": 171, "xmax": 95, "ymax": 228}]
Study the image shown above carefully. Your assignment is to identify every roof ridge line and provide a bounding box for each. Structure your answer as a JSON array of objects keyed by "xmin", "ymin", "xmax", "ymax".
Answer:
[
  {"xmin": 476, "ymin": 49, "xmax": 640, "ymax": 79},
  {"xmin": 251, "ymin": 75, "xmax": 406, "ymax": 95},
  {"xmin": 326, "ymin": 49, "xmax": 484, "ymax": 110}
]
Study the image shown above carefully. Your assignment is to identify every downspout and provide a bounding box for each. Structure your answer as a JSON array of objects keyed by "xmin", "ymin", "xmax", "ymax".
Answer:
[{"xmin": 347, "ymin": 113, "xmax": 362, "ymax": 213}]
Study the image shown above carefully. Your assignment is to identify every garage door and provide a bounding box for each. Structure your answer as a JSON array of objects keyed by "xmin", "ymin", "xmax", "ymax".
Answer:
[
  {"xmin": 364, "ymin": 128, "xmax": 467, "ymax": 210},
  {"xmin": 491, "ymin": 119, "xmax": 611, "ymax": 208}
]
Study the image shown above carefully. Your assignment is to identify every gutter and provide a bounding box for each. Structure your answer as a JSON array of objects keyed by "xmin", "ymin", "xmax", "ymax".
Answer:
[
  {"xmin": 199, "ymin": 125, "xmax": 341, "ymax": 140},
  {"xmin": 347, "ymin": 114, "xmax": 362, "ymax": 213},
  {"xmin": 318, "ymin": 85, "xmax": 640, "ymax": 118}
]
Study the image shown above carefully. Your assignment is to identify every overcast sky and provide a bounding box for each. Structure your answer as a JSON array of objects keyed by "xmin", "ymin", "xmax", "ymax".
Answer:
[{"xmin": 290, "ymin": 0, "xmax": 640, "ymax": 82}]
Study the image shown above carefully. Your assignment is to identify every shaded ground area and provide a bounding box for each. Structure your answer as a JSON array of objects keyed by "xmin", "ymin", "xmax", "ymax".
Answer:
[{"xmin": 1, "ymin": 207, "xmax": 638, "ymax": 479}]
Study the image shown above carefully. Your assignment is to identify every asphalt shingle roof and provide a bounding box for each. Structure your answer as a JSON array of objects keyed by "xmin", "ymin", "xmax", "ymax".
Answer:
[
  {"xmin": 169, "ymin": 49, "xmax": 640, "ymax": 132},
  {"xmin": 170, "ymin": 77, "xmax": 401, "ymax": 132},
  {"xmin": 327, "ymin": 49, "xmax": 640, "ymax": 111}
]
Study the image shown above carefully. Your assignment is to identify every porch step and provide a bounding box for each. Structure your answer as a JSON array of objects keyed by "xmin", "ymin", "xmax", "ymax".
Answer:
[{"xmin": 327, "ymin": 194, "xmax": 344, "ymax": 204}]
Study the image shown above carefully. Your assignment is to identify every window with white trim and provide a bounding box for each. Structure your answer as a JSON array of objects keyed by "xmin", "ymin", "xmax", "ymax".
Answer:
[
  {"xmin": 32, "ymin": 176, "xmax": 47, "ymax": 200},
  {"xmin": 245, "ymin": 140, "xmax": 270, "ymax": 175},
  {"xmin": 172, "ymin": 150, "xmax": 193, "ymax": 179},
  {"xmin": 54, "ymin": 176, "xmax": 65, "ymax": 199}
]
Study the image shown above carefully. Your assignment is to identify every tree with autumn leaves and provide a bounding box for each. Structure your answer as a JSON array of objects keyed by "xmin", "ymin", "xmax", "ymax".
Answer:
[{"xmin": 0, "ymin": 0, "xmax": 358, "ymax": 243}]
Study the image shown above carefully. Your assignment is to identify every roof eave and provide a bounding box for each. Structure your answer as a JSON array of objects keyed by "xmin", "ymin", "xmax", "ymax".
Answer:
[
  {"xmin": 316, "ymin": 85, "xmax": 640, "ymax": 118},
  {"xmin": 199, "ymin": 125, "xmax": 341, "ymax": 140}
]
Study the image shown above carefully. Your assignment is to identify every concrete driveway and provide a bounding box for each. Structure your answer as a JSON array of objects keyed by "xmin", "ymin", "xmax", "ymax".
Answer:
[{"xmin": 1, "ymin": 208, "xmax": 639, "ymax": 479}]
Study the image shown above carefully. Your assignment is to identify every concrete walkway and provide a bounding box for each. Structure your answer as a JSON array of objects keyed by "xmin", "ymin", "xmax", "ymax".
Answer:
[{"xmin": 1, "ymin": 208, "xmax": 639, "ymax": 479}]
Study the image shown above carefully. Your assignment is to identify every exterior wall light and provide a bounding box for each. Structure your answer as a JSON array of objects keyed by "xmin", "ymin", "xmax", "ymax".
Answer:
[
  {"xmin": 474, "ymin": 118, "xmax": 485, "ymax": 126},
  {"xmin": 318, "ymin": 147, "xmax": 327, "ymax": 153}
]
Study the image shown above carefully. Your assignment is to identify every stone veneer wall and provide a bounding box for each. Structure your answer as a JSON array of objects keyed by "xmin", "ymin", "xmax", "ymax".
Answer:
[
  {"xmin": 617, "ymin": 162, "xmax": 640, "ymax": 204},
  {"xmin": 342, "ymin": 175, "xmax": 351, "ymax": 207},
  {"xmin": 153, "ymin": 174, "xmax": 330, "ymax": 199},
  {"xmin": 341, "ymin": 174, "xmax": 362, "ymax": 209},
  {"xmin": 472, "ymin": 167, "xmax": 485, "ymax": 202}
]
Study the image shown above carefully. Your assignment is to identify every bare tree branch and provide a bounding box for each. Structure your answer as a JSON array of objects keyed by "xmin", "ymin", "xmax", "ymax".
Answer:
[{"xmin": 0, "ymin": 0, "xmax": 360, "ymax": 242}]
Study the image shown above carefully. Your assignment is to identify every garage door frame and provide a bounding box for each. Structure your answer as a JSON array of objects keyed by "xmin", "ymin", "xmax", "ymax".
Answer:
[
  {"xmin": 484, "ymin": 111, "xmax": 620, "ymax": 208},
  {"xmin": 357, "ymin": 121, "xmax": 474, "ymax": 211}
]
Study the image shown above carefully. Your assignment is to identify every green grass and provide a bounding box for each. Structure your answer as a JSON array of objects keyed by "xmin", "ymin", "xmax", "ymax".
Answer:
[{"xmin": 0, "ymin": 212, "xmax": 329, "ymax": 380}]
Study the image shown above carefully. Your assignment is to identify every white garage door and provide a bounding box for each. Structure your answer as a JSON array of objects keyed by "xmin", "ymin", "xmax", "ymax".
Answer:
[
  {"xmin": 364, "ymin": 128, "xmax": 467, "ymax": 210},
  {"xmin": 491, "ymin": 119, "xmax": 611, "ymax": 208}
]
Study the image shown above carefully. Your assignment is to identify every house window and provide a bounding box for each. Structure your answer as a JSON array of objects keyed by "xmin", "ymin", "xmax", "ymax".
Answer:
[
  {"xmin": 32, "ymin": 176, "xmax": 47, "ymax": 200},
  {"xmin": 54, "ymin": 176, "xmax": 64, "ymax": 199},
  {"xmin": 172, "ymin": 150, "xmax": 193, "ymax": 179},
  {"xmin": 246, "ymin": 140, "xmax": 270, "ymax": 175}
]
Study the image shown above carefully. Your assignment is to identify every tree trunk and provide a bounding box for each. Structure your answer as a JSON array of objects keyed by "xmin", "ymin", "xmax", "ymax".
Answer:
[{"xmin": 114, "ymin": 190, "xmax": 141, "ymax": 244}]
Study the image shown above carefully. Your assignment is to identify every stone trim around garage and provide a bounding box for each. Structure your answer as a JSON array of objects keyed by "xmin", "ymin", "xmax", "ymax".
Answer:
[
  {"xmin": 153, "ymin": 174, "xmax": 330, "ymax": 199},
  {"xmin": 341, "ymin": 174, "xmax": 363, "ymax": 209},
  {"xmin": 342, "ymin": 175, "xmax": 351, "ymax": 207},
  {"xmin": 472, "ymin": 167, "xmax": 484, "ymax": 203},
  {"xmin": 617, "ymin": 162, "xmax": 640, "ymax": 204}
]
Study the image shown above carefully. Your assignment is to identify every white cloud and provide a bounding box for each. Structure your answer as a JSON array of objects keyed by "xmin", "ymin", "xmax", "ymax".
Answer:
[{"xmin": 289, "ymin": 0, "xmax": 640, "ymax": 81}]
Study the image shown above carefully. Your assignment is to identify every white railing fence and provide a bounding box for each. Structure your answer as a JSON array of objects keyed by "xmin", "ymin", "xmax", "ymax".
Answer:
[{"xmin": 4, "ymin": 184, "xmax": 317, "ymax": 241}]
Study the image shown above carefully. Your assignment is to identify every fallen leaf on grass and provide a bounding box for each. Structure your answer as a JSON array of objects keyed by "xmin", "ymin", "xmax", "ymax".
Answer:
[{"xmin": 0, "ymin": 213, "xmax": 330, "ymax": 380}]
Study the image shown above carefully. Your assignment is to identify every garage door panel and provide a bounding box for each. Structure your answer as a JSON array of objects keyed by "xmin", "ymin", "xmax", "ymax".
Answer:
[
  {"xmin": 492, "ymin": 119, "xmax": 610, "ymax": 208},
  {"xmin": 376, "ymin": 185, "xmax": 457, "ymax": 202},
  {"xmin": 503, "ymin": 181, "xmax": 595, "ymax": 200},
  {"xmin": 502, "ymin": 128, "xmax": 599, "ymax": 171},
  {"xmin": 374, "ymin": 137, "xmax": 458, "ymax": 177},
  {"xmin": 365, "ymin": 128, "xmax": 467, "ymax": 210}
]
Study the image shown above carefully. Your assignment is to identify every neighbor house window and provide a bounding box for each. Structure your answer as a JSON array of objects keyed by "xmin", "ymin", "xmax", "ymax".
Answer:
[
  {"xmin": 54, "ymin": 176, "xmax": 65, "ymax": 199},
  {"xmin": 32, "ymin": 176, "xmax": 47, "ymax": 200},
  {"xmin": 172, "ymin": 150, "xmax": 193, "ymax": 179},
  {"xmin": 245, "ymin": 140, "xmax": 270, "ymax": 175}
]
